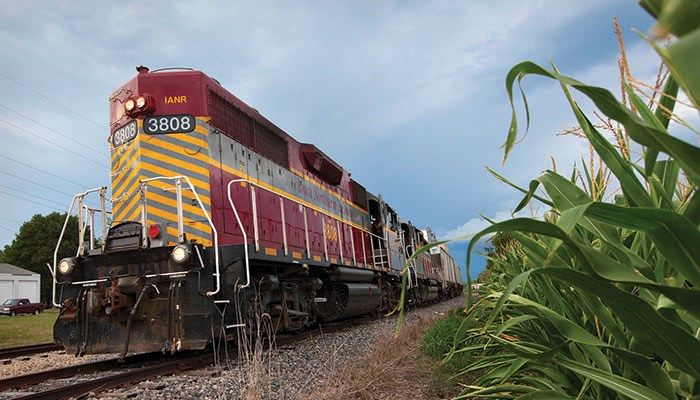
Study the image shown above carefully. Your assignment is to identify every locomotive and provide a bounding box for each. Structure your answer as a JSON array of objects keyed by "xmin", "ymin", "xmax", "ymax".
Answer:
[{"xmin": 51, "ymin": 66, "xmax": 463, "ymax": 356}]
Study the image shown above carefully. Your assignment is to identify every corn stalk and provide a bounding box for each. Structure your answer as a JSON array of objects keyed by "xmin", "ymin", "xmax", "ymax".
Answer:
[{"xmin": 451, "ymin": 2, "xmax": 700, "ymax": 398}]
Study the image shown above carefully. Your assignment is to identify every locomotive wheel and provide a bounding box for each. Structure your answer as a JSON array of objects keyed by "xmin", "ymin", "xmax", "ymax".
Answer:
[{"xmin": 374, "ymin": 282, "xmax": 394, "ymax": 316}]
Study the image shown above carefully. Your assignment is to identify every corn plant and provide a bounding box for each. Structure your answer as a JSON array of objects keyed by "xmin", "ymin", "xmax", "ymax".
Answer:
[{"xmin": 450, "ymin": 2, "xmax": 700, "ymax": 399}]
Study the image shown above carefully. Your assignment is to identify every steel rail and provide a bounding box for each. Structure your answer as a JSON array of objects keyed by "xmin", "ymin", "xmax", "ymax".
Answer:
[
  {"xmin": 0, "ymin": 352, "xmax": 157, "ymax": 391},
  {"xmin": 0, "ymin": 314, "xmax": 379, "ymax": 399},
  {"xmin": 12, "ymin": 353, "xmax": 214, "ymax": 400},
  {"xmin": 0, "ymin": 343, "xmax": 63, "ymax": 359}
]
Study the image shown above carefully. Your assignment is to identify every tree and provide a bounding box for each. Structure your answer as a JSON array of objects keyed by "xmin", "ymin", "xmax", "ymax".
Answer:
[{"xmin": 0, "ymin": 213, "xmax": 82, "ymax": 305}]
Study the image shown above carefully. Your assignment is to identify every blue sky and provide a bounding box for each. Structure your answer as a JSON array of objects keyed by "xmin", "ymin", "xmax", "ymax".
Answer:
[{"xmin": 0, "ymin": 1, "xmax": 685, "ymax": 278}]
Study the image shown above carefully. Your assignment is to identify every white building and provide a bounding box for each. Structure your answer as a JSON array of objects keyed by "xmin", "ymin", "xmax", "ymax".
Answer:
[{"xmin": 0, "ymin": 263, "xmax": 41, "ymax": 303}]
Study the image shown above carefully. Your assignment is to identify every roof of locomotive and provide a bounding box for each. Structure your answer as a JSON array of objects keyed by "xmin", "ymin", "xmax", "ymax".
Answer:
[
  {"xmin": 111, "ymin": 67, "xmax": 352, "ymax": 186},
  {"xmin": 111, "ymin": 67, "xmax": 294, "ymax": 143}
]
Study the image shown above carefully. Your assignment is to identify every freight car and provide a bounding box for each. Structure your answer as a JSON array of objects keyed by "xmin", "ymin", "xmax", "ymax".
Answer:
[{"xmin": 51, "ymin": 66, "xmax": 463, "ymax": 357}]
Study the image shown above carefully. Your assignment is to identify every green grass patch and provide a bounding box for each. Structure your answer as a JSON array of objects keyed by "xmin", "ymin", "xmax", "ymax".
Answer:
[
  {"xmin": 421, "ymin": 308, "xmax": 472, "ymax": 372},
  {"xmin": 0, "ymin": 309, "xmax": 58, "ymax": 348}
]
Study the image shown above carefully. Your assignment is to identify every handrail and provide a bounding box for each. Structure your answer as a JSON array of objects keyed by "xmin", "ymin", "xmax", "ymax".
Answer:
[
  {"xmin": 225, "ymin": 178, "xmax": 389, "ymax": 272},
  {"xmin": 53, "ymin": 177, "xmax": 220, "ymax": 306},
  {"xmin": 52, "ymin": 186, "xmax": 107, "ymax": 307},
  {"xmin": 81, "ymin": 205, "xmax": 113, "ymax": 252},
  {"xmin": 140, "ymin": 176, "xmax": 220, "ymax": 296},
  {"xmin": 226, "ymin": 179, "xmax": 251, "ymax": 289}
]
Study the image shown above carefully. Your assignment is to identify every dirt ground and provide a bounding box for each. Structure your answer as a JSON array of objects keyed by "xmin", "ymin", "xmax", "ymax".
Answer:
[{"xmin": 298, "ymin": 311, "xmax": 465, "ymax": 400}]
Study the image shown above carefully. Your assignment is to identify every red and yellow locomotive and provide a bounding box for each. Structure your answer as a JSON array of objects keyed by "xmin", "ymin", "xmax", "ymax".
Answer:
[{"xmin": 52, "ymin": 66, "xmax": 462, "ymax": 356}]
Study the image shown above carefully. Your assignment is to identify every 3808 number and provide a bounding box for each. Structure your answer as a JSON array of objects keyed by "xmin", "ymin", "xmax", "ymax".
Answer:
[
  {"xmin": 112, "ymin": 120, "xmax": 137, "ymax": 147},
  {"xmin": 144, "ymin": 115, "xmax": 196, "ymax": 135}
]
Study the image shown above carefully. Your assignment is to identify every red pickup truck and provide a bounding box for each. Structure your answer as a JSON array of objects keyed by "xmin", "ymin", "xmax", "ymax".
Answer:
[{"xmin": 1, "ymin": 298, "xmax": 44, "ymax": 316}]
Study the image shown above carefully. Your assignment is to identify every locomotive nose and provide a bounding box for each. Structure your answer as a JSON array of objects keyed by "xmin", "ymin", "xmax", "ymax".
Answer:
[{"xmin": 53, "ymin": 244, "xmax": 215, "ymax": 356}]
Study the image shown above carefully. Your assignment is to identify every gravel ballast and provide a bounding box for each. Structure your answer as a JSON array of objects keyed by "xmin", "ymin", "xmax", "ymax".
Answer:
[
  {"xmin": 94, "ymin": 295, "xmax": 466, "ymax": 400},
  {"xmin": 0, "ymin": 352, "xmax": 114, "ymax": 380},
  {"xmin": 0, "ymin": 296, "xmax": 465, "ymax": 399}
]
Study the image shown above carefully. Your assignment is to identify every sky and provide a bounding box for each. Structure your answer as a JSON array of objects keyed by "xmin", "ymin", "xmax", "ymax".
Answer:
[{"xmin": 0, "ymin": 1, "xmax": 689, "ymax": 279}]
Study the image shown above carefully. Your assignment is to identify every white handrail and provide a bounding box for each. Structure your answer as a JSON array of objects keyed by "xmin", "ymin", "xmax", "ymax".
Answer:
[
  {"xmin": 226, "ymin": 179, "xmax": 251, "ymax": 289},
  {"xmin": 225, "ymin": 177, "xmax": 389, "ymax": 271},
  {"xmin": 52, "ymin": 186, "xmax": 106, "ymax": 307},
  {"xmin": 141, "ymin": 175, "xmax": 220, "ymax": 296},
  {"xmin": 53, "ymin": 177, "xmax": 220, "ymax": 306}
]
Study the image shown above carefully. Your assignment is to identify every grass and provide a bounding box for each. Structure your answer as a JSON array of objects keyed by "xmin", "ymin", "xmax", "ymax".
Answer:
[
  {"xmin": 421, "ymin": 309, "xmax": 472, "ymax": 373},
  {"xmin": 299, "ymin": 313, "xmax": 465, "ymax": 400},
  {"xmin": 0, "ymin": 309, "xmax": 58, "ymax": 348}
]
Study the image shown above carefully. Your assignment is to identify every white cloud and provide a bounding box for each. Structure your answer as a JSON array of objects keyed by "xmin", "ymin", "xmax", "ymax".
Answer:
[
  {"xmin": 0, "ymin": 1, "xmax": 657, "ymax": 249},
  {"xmin": 436, "ymin": 205, "xmax": 545, "ymax": 241}
]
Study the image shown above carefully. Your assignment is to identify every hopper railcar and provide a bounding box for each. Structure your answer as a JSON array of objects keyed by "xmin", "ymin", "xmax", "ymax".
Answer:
[{"xmin": 52, "ymin": 66, "xmax": 463, "ymax": 356}]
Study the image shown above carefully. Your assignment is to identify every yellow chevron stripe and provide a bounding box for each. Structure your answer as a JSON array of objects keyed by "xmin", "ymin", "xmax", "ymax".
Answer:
[
  {"xmin": 140, "ymin": 128, "xmax": 209, "ymax": 151},
  {"xmin": 143, "ymin": 179, "xmax": 211, "ymax": 207},
  {"xmin": 121, "ymin": 173, "xmax": 145, "ymax": 203},
  {"xmin": 112, "ymin": 162, "xmax": 140, "ymax": 199},
  {"xmin": 113, "ymin": 195, "xmax": 127, "ymax": 222},
  {"xmin": 147, "ymin": 206, "xmax": 211, "ymax": 237},
  {"xmin": 114, "ymin": 189, "xmax": 142, "ymax": 222},
  {"xmin": 140, "ymin": 161, "xmax": 211, "ymax": 198},
  {"xmin": 160, "ymin": 133, "xmax": 208, "ymax": 151},
  {"xmin": 144, "ymin": 217, "xmax": 211, "ymax": 244},
  {"xmin": 140, "ymin": 147, "xmax": 210, "ymax": 177},
  {"xmin": 164, "ymin": 226, "xmax": 210, "ymax": 246},
  {"xmin": 117, "ymin": 177, "xmax": 144, "ymax": 217},
  {"xmin": 126, "ymin": 204, "xmax": 142, "ymax": 223},
  {"xmin": 111, "ymin": 137, "xmax": 138, "ymax": 166},
  {"xmin": 140, "ymin": 134, "xmax": 210, "ymax": 160},
  {"xmin": 111, "ymin": 151, "xmax": 137, "ymax": 184},
  {"xmin": 118, "ymin": 139, "xmax": 140, "ymax": 163},
  {"xmin": 193, "ymin": 123, "xmax": 209, "ymax": 138},
  {"xmin": 111, "ymin": 130, "xmax": 141, "ymax": 160},
  {"xmin": 145, "ymin": 191, "xmax": 206, "ymax": 218},
  {"xmin": 112, "ymin": 140, "xmax": 140, "ymax": 187}
]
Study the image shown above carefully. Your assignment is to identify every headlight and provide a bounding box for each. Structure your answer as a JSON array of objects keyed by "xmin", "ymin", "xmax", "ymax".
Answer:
[
  {"xmin": 136, "ymin": 96, "xmax": 147, "ymax": 108},
  {"xmin": 58, "ymin": 258, "xmax": 76, "ymax": 275},
  {"xmin": 124, "ymin": 98, "xmax": 136, "ymax": 111},
  {"xmin": 171, "ymin": 245, "xmax": 190, "ymax": 264}
]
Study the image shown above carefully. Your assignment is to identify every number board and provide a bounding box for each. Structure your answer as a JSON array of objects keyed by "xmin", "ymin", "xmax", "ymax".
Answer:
[
  {"xmin": 143, "ymin": 115, "xmax": 196, "ymax": 135},
  {"xmin": 112, "ymin": 120, "xmax": 138, "ymax": 147}
]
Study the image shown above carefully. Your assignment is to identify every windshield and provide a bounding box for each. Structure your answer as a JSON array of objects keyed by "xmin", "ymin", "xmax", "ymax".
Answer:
[{"xmin": 3, "ymin": 299, "xmax": 18, "ymax": 305}]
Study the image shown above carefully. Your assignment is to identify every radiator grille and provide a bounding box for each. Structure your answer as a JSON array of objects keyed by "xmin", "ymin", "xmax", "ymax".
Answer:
[{"xmin": 208, "ymin": 91, "xmax": 289, "ymax": 167}]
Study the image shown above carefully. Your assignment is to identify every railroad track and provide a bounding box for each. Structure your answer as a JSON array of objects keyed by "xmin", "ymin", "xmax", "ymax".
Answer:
[
  {"xmin": 0, "ymin": 343, "xmax": 64, "ymax": 359},
  {"xmin": 0, "ymin": 352, "xmax": 157, "ymax": 392},
  {"xmin": 9, "ymin": 353, "xmax": 214, "ymax": 400},
  {"xmin": 0, "ymin": 317, "xmax": 371, "ymax": 400}
]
